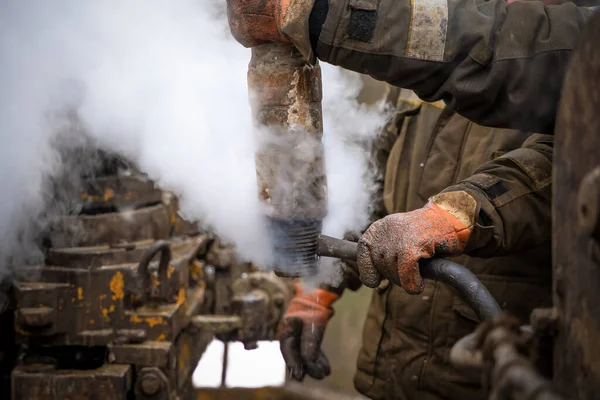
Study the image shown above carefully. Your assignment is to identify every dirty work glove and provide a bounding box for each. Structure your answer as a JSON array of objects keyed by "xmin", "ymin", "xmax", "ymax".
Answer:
[
  {"xmin": 357, "ymin": 191, "xmax": 478, "ymax": 294},
  {"xmin": 226, "ymin": 0, "xmax": 317, "ymax": 62},
  {"xmin": 279, "ymin": 283, "xmax": 340, "ymax": 381}
]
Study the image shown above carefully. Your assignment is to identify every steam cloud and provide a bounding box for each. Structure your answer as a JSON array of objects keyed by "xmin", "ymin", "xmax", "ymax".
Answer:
[{"xmin": 0, "ymin": 1, "xmax": 389, "ymax": 285}]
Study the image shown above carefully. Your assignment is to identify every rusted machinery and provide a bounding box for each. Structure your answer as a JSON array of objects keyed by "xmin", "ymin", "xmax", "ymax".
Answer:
[
  {"xmin": 447, "ymin": 11, "xmax": 600, "ymax": 400},
  {"xmin": 3, "ymin": 151, "xmax": 293, "ymax": 400}
]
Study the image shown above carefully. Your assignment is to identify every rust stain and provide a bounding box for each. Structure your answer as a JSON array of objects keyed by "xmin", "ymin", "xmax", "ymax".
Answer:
[
  {"xmin": 99, "ymin": 294, "xmax": 107, "ymax": 300},
  {"xmin": 101, "ymin": 305, "xmax": 116, "ymax": 321},
  {"xmin": 15, "ymin": 327, "xmax": 30, "ymax": 336},
  {"xmin": 167, "ymin": 266, "xmax": 175, "ymax": 279},
  {"xmin": 103, "ymin": 188, "xmax": 115, "ymax": 202},
  {"xmin": 156, "ymin": 334, "xmax": 167, "ymax": 342},
  {"xmin": 145, "ymin": 317, "xmax": 166, "ymax": 328},
  {"xmin": 177, "ymin": 288, "xmax": 186, "ymax": 305},
  {"xmin": 130, "ymin": 315, "xmax": 166, "ymax": 328},
  {"xmin": 110, "ymin": 272, "xmax": 125, "ymax": 301},
  {"xmin": 190, "ymin": 260, "xmax": 203, "ymax": 282},
  {"xmin": 179, "ymin": 341, "xmax": 191, "ymax": 376},
  {"xmin": 80, "ymin": 191, "xmax": 100, "ymax": 202},
  {"xmin": 77, "ymin": 287, "xmax": 84, "ymax": 300},
  {"xmin": 71, "ymin": 297, "xmax": 76, "ymax": 303},
  {"xmin": 89, "ymin": 319, "xmax": 95, "ymax": 325}
]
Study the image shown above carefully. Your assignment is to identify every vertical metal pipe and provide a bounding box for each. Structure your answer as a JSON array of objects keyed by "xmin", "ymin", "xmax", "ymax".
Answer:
[{"xmin": 248, "ymin": 43, "xmax": 327, "ymax": 278}]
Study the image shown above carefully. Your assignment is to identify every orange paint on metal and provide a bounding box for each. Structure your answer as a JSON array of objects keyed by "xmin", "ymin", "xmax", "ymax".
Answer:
[
  {"xmin": 130, "ymin": 315, "xmax": 166, "ymax": 328},
  {"xmin": 156, "ymin": 334, "xmax": 167, "ymax": 342},
  {"xmin": 77, "ymin": 287, "xmax": 84, "ymax": 300},
  {"xmin": 103, "ymin": 188, "xmax": 115, "ymax": 202},
  {"xmin": 110, "ymin": 272, "xmax": 125, "ymax": 301},
  {"xmin": 190, "ymin": 260, "xmax": 203, "ymax": 282},
  {"xmin": 179, "ymin": 341, "xmax": 191, "ymax": 376},
  {"xmin": 102, "ymin": 305, "xmax": 116, "ymax": 321},
  {"xmin": 145, "ymin": 317, "xmax": 166, "ymax": 328},
  {"xmin": 167, "ymin": 266, "xmax": 175, "ymax": 279},
  {"xmin": 177, "ymin": 288, "xmax": 186, "ymax": 305}
]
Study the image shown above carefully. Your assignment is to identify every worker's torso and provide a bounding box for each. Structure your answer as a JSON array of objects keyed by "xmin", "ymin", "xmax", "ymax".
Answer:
[{"xmin": 353, "ymin": 89, "xmax": 552, "ymax": 400}]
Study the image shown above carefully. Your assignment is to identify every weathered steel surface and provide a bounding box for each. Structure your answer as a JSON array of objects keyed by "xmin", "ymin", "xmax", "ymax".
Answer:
[
  {"xmin": 14, "ymin": 236, "xmax": 206, "ymax": 345},
  {"xmin": 12, "ymin": 363, "xmax": 132, "ymax": 400},
  {"xmin": 249, "ymin": 43, "xmax": 326, "ymax": 278},
  {"xmin": 79, "ymin": 175, "xmax": 163, "ymax": 213},
  {"xmin": 450, "ymin": 315, "xmax": 564, "ymax": 400},
  {"xmin": 10, "ymin": 164, "xmax": 293, "ymax": 399},
  {"xmin": 553, "ymin": 11, "xmax": 600, "ymax": 399},
  {"xmin": 47, "ymin": 204, "xmax": 171, "ymax": 248}
]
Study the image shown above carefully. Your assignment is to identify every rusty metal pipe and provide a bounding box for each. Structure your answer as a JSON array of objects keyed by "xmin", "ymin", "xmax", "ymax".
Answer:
[
  {"xmin": 249, "ymin": 43, "xmax": 327, "ymax": 278},
  {"xmin": 317, "ymin": 235, "xmax": 501, "ymax": 321}
]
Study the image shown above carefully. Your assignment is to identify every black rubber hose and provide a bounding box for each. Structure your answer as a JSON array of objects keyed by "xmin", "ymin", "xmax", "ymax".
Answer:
[
  {"xmin": 418, "ymin": 258, "xmax": 501, "ymax": 321},
  {"xmin": 317, "ymin": 235, "xmax": 501, "ymax": 321}
]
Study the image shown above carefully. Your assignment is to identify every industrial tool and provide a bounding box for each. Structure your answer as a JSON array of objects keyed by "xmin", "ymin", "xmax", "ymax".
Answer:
[{"xmin": 249, "ymin": 43, "xmax": 327, "ymax": 278}]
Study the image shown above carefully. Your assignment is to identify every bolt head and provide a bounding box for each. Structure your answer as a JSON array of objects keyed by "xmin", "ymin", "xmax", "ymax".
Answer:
[{"xmin": 140, "ymin": 373, "xmax": 162, "ymax": 396}]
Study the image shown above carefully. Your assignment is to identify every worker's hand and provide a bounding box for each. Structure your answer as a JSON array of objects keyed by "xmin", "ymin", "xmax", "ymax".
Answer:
[
  {"xmin": 279, "ymin": 283, "xmax": 339, "ymax": 381},
  {"xmin": 226, "ymin": 0, "xmax": 315, "ymax": 61},
  {"xmin": 357, "ymin": 191, "xmax": 478, "ymax": 294},
  {"xmin": 226, "ymin": 0, "xmax": 292, "ymax": 47}
]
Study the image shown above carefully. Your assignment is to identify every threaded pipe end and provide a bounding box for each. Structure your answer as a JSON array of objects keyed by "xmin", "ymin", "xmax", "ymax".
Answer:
[{"xmin": 266, "ymin": 218, "xmax": 321, "ymax": 278}]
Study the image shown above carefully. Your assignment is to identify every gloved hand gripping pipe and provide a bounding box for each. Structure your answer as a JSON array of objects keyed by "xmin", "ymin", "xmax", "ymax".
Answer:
[{"xmin": 317, "ymin": 235, "xmax": 502, "ymax": 321}]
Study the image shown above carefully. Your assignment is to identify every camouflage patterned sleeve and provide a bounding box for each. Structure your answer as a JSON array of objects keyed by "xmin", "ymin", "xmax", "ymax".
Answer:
[{"xmin": 442, "ymin": 134, "xmax": 553, "ymax": 257}]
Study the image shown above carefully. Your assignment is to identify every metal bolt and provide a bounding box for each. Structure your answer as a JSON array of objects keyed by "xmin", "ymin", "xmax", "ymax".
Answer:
[{"xmin": 140, "ymin": 373, "xmax": 162, "ymax": 396}]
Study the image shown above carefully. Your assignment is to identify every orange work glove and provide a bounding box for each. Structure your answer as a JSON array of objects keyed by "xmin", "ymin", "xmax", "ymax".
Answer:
[
  {"xmin": 357, "ymin": 191, "xmax": 478, "ymax": 294},
  {"xmin": 226, "ymin": 0, "xmax": 315, "ymax": 61},
  {"xmin": 279, "ymin": 283, "xmax": 340, "ymax": 381}
]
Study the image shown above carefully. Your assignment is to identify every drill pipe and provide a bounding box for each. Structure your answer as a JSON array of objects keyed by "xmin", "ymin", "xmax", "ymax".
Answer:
[
  {"xmin": 317, "ymin": 235, "xmax": 501, "ymax": 321},
  {"xmin": 249, "ymin": 43, "xmax": 327, "ymax": 278}
]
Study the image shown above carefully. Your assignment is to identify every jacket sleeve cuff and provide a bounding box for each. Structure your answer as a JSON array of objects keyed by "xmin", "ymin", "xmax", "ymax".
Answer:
[{"xmin": 441, "ymin": 184, "xmax": 501, "ymax": 256}]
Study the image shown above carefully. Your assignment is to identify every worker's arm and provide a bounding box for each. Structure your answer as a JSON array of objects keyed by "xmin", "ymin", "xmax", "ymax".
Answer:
[
  {"xmin": 443, "ymin": 134, "xmax": 553, "ymax": 257},
  {"xmin": 226, "ymin": 0, "xmax": 596, "ymax": 134},
  {"xmin": 356, "ymin": 134, "xmax": 552, "ymax": 292},
  {"xmin": 311, "ymin": 0, "xmax": 596, "ymax": 133}
]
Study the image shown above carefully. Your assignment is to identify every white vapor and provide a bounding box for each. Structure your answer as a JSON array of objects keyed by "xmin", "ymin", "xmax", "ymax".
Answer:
[{"xmin": 0, "ymin": 1, "xmax": 389, "ymax": 285}]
